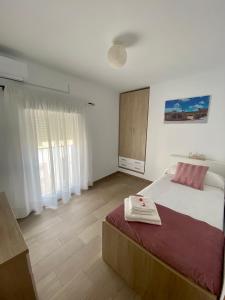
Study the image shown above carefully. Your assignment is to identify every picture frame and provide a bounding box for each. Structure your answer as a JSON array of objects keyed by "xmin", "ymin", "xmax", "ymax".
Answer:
[{"xmin": 164, "ymin": 95, "xmax": 211, "ymax": 123}]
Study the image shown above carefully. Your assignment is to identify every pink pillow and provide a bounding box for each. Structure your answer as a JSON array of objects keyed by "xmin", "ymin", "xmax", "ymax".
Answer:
[{"xmin": 171, "ymin": 162, "xmax": 208, "ymax": 190}]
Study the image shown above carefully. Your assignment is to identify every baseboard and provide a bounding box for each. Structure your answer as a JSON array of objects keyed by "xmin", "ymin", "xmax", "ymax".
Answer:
[
  {"xmin": 119, "ymin": 171, "xmax": 152, "ymax": 183},
  {"xmin": 93, "ymin": 171, "xmax": 151, "ymax": 185},
  {"xmin": 93, "ymin": 171, "xmax": 120, "ymax": 185}
]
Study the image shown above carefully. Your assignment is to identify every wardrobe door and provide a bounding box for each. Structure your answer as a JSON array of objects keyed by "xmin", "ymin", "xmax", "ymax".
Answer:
[
  {"xmin": 130, "ymin": 88, "xmax": 149, "ymax": 161},
  {"xmin": 119, "ymin": 92, "xmax": 134, "ymax": 159}
]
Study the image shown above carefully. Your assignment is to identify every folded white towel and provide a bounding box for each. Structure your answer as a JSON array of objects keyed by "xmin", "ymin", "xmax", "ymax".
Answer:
[
  {"xmin": 129, "ymin": 195, "xmax": 156, "ymax": 215},
  {"xmin": 124, "ymin": 198, "xmax": 161, "ymax": 225}
]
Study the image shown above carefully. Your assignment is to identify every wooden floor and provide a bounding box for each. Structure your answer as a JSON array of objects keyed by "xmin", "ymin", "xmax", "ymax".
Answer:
[{"xmin": 19, "ymin": 172, "xmax": 151, "ymax": 300}]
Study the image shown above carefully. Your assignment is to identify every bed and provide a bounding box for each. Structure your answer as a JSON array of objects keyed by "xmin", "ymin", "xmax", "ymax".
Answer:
[{"xmin": 102, "ymin": 159, "xmax": 225, "ymax": 300}]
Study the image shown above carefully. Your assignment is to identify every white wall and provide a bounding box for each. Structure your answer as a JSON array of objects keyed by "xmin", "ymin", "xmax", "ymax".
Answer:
[
  {"xmin": 24, "ymin": 65, "xmax": 225, "ymax": 182},
  {"xmin": 145, "ymin": 67, "xmax": 225, "ymax": 181},
  {"xmin": 3, "ymin": 57, "xmax": 225, "ymax": 185},
  {"xmin": 0, "ymin": 60, "xmax": 119, "ymax": 182},
  {"xmin": 118, "ymin": 67, "xmax": 225, "ymax": 182}
]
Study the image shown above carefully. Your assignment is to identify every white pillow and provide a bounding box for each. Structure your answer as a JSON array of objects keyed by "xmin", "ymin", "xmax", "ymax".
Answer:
[
  {"xmin": 165, "ymin": 164, "xmax": 177, "ymax": 175},
  {"xmin": 204, "ymin": 171, "xmax": 225, "ymax": 191},
  {"xmin": 165, "ymin": 164, "xmax": 225, "ymax": 190}
]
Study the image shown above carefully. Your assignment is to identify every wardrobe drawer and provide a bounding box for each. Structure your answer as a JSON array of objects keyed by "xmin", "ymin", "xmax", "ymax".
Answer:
[
  {"xmin": 119, "ymin": 156, "xmax": 145, "ymax": 173},
  {"xmin": 132, "ymin": 159, "xmax": 145, "ymax": 168},
  {"xmin": 119, "ymin": 161, "xmax": 131, "ymax": 169},
  {"xmin": 132, "ymin": 164, "xmax": 145, "ymax": 173},
  {"xmin": 118, "ymin": 158, "xmax": 133, "ymax": 169},
  {"xmin": 119, "ymin": 156, "xmax": 130, "ymax": 164}
]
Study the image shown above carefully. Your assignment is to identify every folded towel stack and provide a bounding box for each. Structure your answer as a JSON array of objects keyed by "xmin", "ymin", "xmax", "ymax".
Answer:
[
  {"xmin": 124, "ymin": 195, "xmax": 161, "ymax": 225},
  {"xmin": 129, "ymin": 195, "xmax": 156, "ymax": 215}
]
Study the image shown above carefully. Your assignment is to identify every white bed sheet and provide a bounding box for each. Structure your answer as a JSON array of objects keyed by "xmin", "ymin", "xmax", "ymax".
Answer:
[
  {"xmin": 138, "ymin": 174, "xmax": 225, "ymax": 300},
  {"xmin": 139, "ymin": 173, "xmax": 224, "ymax": 230}
]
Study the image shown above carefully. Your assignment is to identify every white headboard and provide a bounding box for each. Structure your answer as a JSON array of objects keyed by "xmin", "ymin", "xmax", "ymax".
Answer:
[{"xmin": 170, "ymin": 154, "xmax": 225, "ymax": 178}]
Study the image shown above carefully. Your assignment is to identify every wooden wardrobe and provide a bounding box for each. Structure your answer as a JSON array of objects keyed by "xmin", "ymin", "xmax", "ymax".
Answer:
[{"xmin": 118, "ymin": 87, "xmax": 149, "ymax": 173}]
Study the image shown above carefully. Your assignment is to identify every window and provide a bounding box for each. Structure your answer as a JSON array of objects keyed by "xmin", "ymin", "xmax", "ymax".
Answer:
[{"xmin": 25, "ymin": 108, "xmax": 83, "ymax": 201}]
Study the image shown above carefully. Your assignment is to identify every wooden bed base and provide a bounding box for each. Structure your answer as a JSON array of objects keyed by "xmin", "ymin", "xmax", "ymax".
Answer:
[{"xmin": 102, "ymin": 221, "xmax": 217, "ymax": 300}]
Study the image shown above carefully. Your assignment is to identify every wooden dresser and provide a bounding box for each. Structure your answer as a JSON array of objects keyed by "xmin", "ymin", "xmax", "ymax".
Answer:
[{"xmin": 0, "ymin": 192, "xmax": 37, "ymax": 300}]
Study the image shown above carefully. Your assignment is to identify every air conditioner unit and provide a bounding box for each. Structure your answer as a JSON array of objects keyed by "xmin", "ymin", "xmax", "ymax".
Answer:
[{"xmin": 0, "ymin": 56, "xmax": 28, "ymax": 82}]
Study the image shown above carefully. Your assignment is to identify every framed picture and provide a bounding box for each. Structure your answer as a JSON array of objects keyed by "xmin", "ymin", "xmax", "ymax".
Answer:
[{"xmin": 164, "ymin": 95, "xmax": 210, "ymax": 123}]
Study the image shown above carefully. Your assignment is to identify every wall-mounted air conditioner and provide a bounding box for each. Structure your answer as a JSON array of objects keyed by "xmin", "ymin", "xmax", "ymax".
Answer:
[{"xmin": 0, "ymin": 56, "xmax": 28, "ymax": 82}]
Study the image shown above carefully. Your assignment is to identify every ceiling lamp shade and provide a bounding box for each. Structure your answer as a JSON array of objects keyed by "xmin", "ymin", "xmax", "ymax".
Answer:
[{"xmin": 107, "ymin": 44, "xmax": 127, "ymax": 68}]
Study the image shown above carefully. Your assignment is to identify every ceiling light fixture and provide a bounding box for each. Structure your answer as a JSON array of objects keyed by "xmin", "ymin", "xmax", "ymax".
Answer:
[{"xmin": 107, "ymin": 44, "xmax": 127, "ymax": 68}]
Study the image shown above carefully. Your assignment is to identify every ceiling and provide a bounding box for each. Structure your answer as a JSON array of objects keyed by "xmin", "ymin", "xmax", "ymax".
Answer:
[{"xmin": 0, "ymin": 0, "xmax": 225, "ymax": 91}]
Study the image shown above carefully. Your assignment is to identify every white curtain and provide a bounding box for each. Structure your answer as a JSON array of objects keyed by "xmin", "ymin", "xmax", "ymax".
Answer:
[{"xmin": 2, "ymin": 85, "xmax": 92, "ymax": 218}]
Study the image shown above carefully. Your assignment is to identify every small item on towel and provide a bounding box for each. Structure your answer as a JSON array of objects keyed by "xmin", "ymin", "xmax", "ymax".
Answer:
[
  {"xmin": 129, "ymin": 195, "xmax": 156, "ymax": 215},
  {"xmin": 124, "ymin": 198, "xmax": 162, "ymax": 225}
]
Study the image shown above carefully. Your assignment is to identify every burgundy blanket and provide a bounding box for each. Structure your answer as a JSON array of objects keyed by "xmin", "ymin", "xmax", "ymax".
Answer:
[{"xmin": 106, "ymin": 204, "xmax": 225, "ymax": 296}]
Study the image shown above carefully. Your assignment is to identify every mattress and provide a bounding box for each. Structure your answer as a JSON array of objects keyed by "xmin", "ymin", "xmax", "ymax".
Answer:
[{"xmin": 139, "ymin": 174, "xmax": 225, "ymax": 230}]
